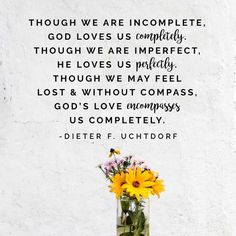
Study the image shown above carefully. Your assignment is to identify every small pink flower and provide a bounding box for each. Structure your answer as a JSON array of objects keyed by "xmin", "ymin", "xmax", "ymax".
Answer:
[
  {"xmin": 103, "ymin": 159, "xmax": 117, "ymax": 171},
  {"xmin": 118, "ymin": 159, "xmax": 124, "ymax": 165}
]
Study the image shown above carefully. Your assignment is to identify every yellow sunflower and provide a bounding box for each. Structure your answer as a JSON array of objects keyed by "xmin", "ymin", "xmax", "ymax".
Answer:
[
  {"xmin": 122, "ymin": 168, "xmax": 155, "ymax": 201},
  {"xmin": 109, "ymin": 148, "xmax": 121, "ymax": 158},
  {"xmin": 151, "ymin": 179, "xmax": 165, "ymax": 198},
  {"xmin": 109, "ymin": 172, "xmax": 126, "ymax": 198},
  {"xmin": 146, "ymin": 170, "xmax": 158, "ymax": 182}
]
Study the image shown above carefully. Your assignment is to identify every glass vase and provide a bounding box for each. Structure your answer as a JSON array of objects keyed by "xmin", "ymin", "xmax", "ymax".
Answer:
[{"xmin": 117, "ymin": 195, "xmax": 150, "ymax": 236}]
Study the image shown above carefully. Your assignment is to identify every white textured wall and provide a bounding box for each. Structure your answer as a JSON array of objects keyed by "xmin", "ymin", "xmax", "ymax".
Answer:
[{"xmin": 0, "ymin": 0, "xmax": 236, "ymax": 236}]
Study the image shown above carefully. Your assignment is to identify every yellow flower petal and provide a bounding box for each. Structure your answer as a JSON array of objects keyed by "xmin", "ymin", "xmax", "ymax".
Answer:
[{"xmin": 109, "ymin": 172, "xmax": 126, "ymax": 198}]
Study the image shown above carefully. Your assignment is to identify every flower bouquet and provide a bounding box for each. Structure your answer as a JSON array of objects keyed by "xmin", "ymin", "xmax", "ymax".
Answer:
[{"xmin": 98, "ymin": 149, "xmax": 165, "ymax": 236}]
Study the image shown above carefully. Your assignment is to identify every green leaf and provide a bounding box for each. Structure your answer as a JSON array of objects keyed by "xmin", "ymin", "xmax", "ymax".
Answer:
[
  {"xmin": 121, "ymin": 200, "xmax": 130, "ymax": 213},
  {"xmin": 120, "ymin": 233, "xmax": 134, "ymax": 236},
  {"xmin": 138, "ymin": 212, "xmax": 146, "ymax": 232},
  {"xmin": 139, "ymin": 211, "xmax": 146, "ymax": 232},
  {"xmin": 133, "ymin": 211, "xmax": 146, "ymax": 236}
]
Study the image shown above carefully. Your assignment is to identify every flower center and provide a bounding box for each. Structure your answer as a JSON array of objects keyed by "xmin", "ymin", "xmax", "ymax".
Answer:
[{"xmin": 132, "ymin": 181, "xmax": 140, "ymax": 188}]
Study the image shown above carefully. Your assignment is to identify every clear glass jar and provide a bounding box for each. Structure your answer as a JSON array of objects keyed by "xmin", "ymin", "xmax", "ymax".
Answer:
[{"xmin": 117, "ymin": 195, "xmax": 150, "ymax": 236}]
